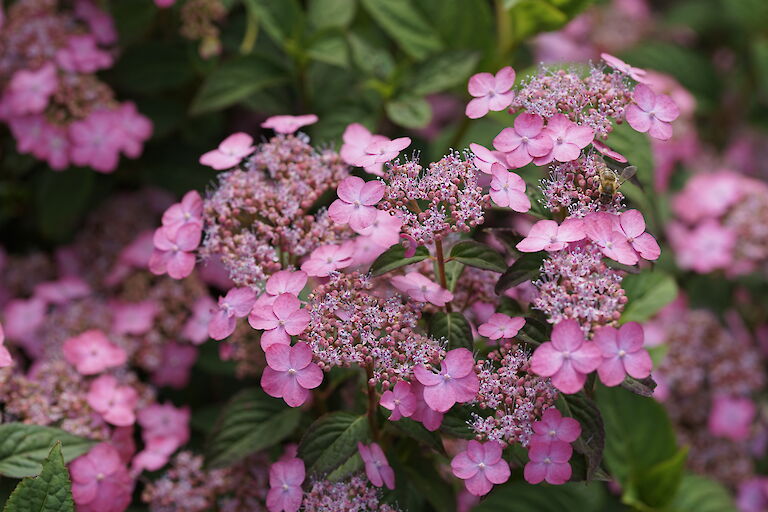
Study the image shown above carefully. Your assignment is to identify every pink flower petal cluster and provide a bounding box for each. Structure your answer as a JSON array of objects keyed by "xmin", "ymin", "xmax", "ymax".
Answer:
[
  {"xmin": 358, "ymin": 442, "xmax": 395, "ymax": 489},
  {"xmin": 267, "ymin": 457, "xmax": 305, "ymax": 512},
  {"xmin": 530, "ymin": 319, "xmax": 601, "ymax": 394},
  {"xmin": 708, "ymin": 395, "xmax": 756, "ymax": 442},
  {"xmin": 151, "ymin": 342, "xmax": 197, "ymax": 389},
  {"xmin": 489, "ymin": 163, "xmax": 531, "ymax": 212},
  {"xmin": 56, "ymin": 35, "xmax": 113, "ymax": 73},
  {"xmin": 583, "ymin": 212, "xmax": 638, "ymax": 265},
  {"xmin": 469, "ymin": 143, "xmax": 508, "ymax": 174},
  {"xmin": 531, "ymin": 408, "xmax": 581, "ymax": 445},
  {"xmin": 328, "ymin": 176, "xmax": 385, "ymax": 233},
  {"xmin": 465, "ymin": 67, "xmax": 516, "ymax": 119},
  {"xmin": 340, "ymin": 123, "xmax": 392, "ymax": 175},
  {"xmin": 266, "ymin": 270, "xmax": 308, "ymax": 297},
  {"xmin": 535, "ymin": 113, "xmax": 595, "ymax": 165},
  {"xmin": 181, "ymin": 296, "xmax": 216, "ymax": 344},
  {"xmin": 161, "ymin": 190, "xmax": 203, "ymax": 237},
  {"xmin": 614, "ymin": 210, "xmax": 661, "ymax": 260},
  {"xmin": 390, "ymin": 272, "xmax": 453, "ymax": 307},
  {"xmin": 132, "ymin": 403, "xmax": 190, "ymax": 473},
  {"xmin": 261, "ymin": 342, "xmax": 323, "ymax": 407},
  {"xmin": 493, "ymin": 113, "xmax": 553, "ymax": 168},
  {"xmin": 300, "ymin": 242, "xmax": 354, "ymax": 277},
  {"xmin": 356, "ymin": 137, "xmax": 412, "ymax": 168},
  {"xmin": 477, "ymin": 313, "xmax": 525, "ymax": 341},
  {"xmin": 261, "ymin": 114, "xmax": 318, "ymax": 134},
  {"xmin": 668, "ymin": 220, "xmax": 735, "ymax": 273},
  {"xmin": 87, "ymin": 375, "xmax": 139, "ymax": 426},
  {"xmin": 380, "ymin": 380, "xmax": 417, "ymax": 421},
  {"xmin": 149, "ymin": 223, "xmax": 201, "ymax": 279},
  {"xmin": 516, "ymin": 218, "xmax": 586, "ymax": 252},
  {"xmin": 593, "ymin": 322, "xmax": 653, "ymax": 386},
  {"xmin": 110, "ymin": 300, "xmax": 158, "ymax": 336},
  {"xmin": 70, "ymin": 443, "xmax": 133, "ymax": 512},
  {"xmin": 63, "ymin": 329, "xmax": 127, "ymax": 375},
  {"xmin": 625, "ymin": 84, "xmax": 680, "ymax": 140},
  {"xmin": 350, "ymin": 210, "xmax": 404, "ymax": 266},
  {"xmin": 3, "ymin": 63, "xmax": 58, "ymax": 116},
  {"xmin": 33, "ymin": 277, "xmax": 90, "ymax": 304},
  {"xmin": 524, "ymin": 441, "xmax": 573, "ymax": 485},
  {"xmin": 451, "ymin": 440, "xmax": 511, "ymax": 496},
  {"xmin": 199, "ymin": 133, "xmax": 255, "ymax": 170},
  {"xmin": 409, "ymin": 381, "xmax": 444, "ymax": 431},
  {"xmin": 249, "ymin": 293, "xmax": 310, "ymax": 350},
  {"xmin": 208, "ymin": 287, "xmax": 257, "ymax": 340},
  {"xmin": 414, "ymin": 348, "xmax": 479, "ymax": 412}
]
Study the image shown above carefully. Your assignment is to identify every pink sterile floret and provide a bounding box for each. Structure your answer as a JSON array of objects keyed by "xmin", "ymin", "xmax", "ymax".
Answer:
[
  {"xmin": 390, "ymin": 272, "xmax": 453, "ymax": 307},
  {"xmin": 380, "ymin": 380, "xmax": 417, "ymax": 421},
  {"xmin": 208, "ymin": 287, "xmax": 257, "ymax": 341},
  {"xmin": 87, "ymin": 374, "xmax": 139, "ymax": 426},
  {"xmin": 132, "ymin": 402, "xmax": 190, "ymax": 472},
  {"xmin": 358, "ymin": 442, "xmax": 395, "ymax": 489},
  {"xmin": 451, "ymin": 440, "xmax": 511, "ymax": 496},
  {"xmin": 70, "ymin": 443, "xmax": 133, "ymax": 512},
  {"xmin": 708, "ymin": 395, "xmax": 756, "ymax": 442},
  {"xmin": 592, "ymin": 140, "xmax": 628, "ymax": 163},
  {"xmin": 477, "ymin": 313, "xmax": 525, "ymax": 341},
  {"xmin": 524, "ymin": 440, "xmax": 573, "ymax": 485},
  {"xmin": 414, "ymin": 348, "xmax": 479, "ymax": 413},
  {"xmin": 151, "ymin": 342, "xmax": 197, "ymax": 389},
  {"xmin": 469, "ymin": 143, "xmax": 508, "ymax": 174},
  {"xmin": 615, "ymin": 209, "xmax": 661, "ymax": 261},
  {"xmin": 409, "ymin": 380, "xmax": 444, "ymax": 431},
  {"xmin": 625, "ymin": 84, "xmax": 680, "ymax": 141},
  {"xmin": 593, "ymin": 322, "xmax": 653, "ymax": 387},
  {"xmin": 489, "ymin": 163, "xmax": 531, "ymax": 212},
  {"xmin": 530, "ymin": 319, "xmax": 601, "ymax": 394},
  {"xmin": 493, "ymin": 113, "xmax": 553, "ymax": 169},
  {"xmin": 266, "ymin": 270, "xmax": 308, "ymax": 297},
  {"xmin": 531, "ymin": 408, "xmax": 581, "ymax": 445},
  {"xmin": 261, "ymin": 114, "xmax": 319, "ymax": 134},
  {"xmin": 149, "ymin": 224, "xmax": 201, "ymax": 279},
  {"xmin": 465, "ymin": 66, "xmax": 516, "ymax": 119},
  {"xmin": 56, "ymin": 35, "xmax": 113, "ymax": 73},
  {"xmin": 161, "ymin": 190, "xmax": 203, "ymax": 237},
  {"xmin": 328, "ymin": 176, "xmax": 386, "ymax": 233},
  {"xmin": 601, "ymin": 53, "xmax": 648, "ymax": 83},
  {"xmin": 181, "ymin": 296, "xmax": 216, "ymax": 344},
  {"xmin": 261, "ymin": 342, "xmax": 323, "ymax": 407},
  {"xmin": 266, "ymin": 458, "xmax": 305, "ymax": 512},
  {"xmin": 199, "ymin": 132, "xmax": 255, "ymax": 170},
  {"xmin": 34, "ymin": 277, "xmax": 90, "ymax": 304},
  {"xmin": 63, "ymin": 329, "xmax": 127, "ymax": 375},
  {"xmin": 4, "ymin": 63, "xmax": 58, "ymax": 116},
  {"xmin": 535, "ymin": 113, "xmax": 594, "ymax": 165},
  {"xmin": 516, "ymin": 218, "xmax": 585, "ymax": 253},
  {"xmin": 249, "ymin": 293, "xmax": 310, "ymax": 350},
  {"xmin": 340, "ymin": 123, "xmax": 391, "ymax": 176},
  {"xmin": 355, "ymin": 209, "xmax": 402, "ymax": 248},
  {"xmin": 356, "ymin": 137, "xmax": 412, "ymax": 168},
  {"xmin": 300, "ymin": 242, "xmax": 354, "ymax": 277},
  {"xmin": 110, "ymin": 300, "xmax": 158, "ymax": 336},
  {"xmin": 583, "ymin": 212, "xmax": 638, "ymax": 265}
]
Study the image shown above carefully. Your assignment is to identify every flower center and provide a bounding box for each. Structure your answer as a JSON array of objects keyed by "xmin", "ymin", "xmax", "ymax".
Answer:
[
  {"xmin": 618, "ymin": 349, "xmax": 627, "ymax": 357},
  {"xmin": 544, "ymin": 457, "xmax": 552, "ymax": 465},
  {"xmin": 549, "ymin": 430, "xmax": 557, "ymax": 437},
  {"xmin": 288, "ymin": 368, "xmax": 297, "ymax": 375},
  {"xmin": 478, "ymin": 462, "xmax": 486, "ymax": 469},
  {"xmin": 96, "ymin": 472, "xmax": 105, "ymax": 481}
]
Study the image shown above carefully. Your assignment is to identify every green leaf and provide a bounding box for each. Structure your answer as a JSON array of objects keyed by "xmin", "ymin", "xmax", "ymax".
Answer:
[
  {"xmin": 385, "ymin": 96, "xmax": 432, "ymax": 129},
  {"xmin": 307, "ymin": 33, "xmax": 350, "ymax": 68},
  {"xmin": 360, "ymin": 0, "xmax": 443, "ymax": 60},
  {"xmin": 370, "ymin": 244, "xmax": 430, "ymax": 276},
  {"xmin": 298, "ymin": 413, "xmax": 370, "ymax": 476},
  {"xmin": 109, "ymin": 41, "xmax": 193, "ymax": 94},
  {"xmin": 621, "ymin": 270, "xmax": 678, "ymax": 323},
  {"xmin": 495, "ymin": 252, "xmax": 546, "ymax": 295},
  {"xmin": 406, "ymin": 51, "xmax": 480, "ymax": 95},
  {"xmin": 413, "ymin": 0, "xmax": 493, "ymax": 52},
  {"xmin": 308, "ymin": 0, "xmax": 357, "ymax": 30},
  {"xmin": 449, "ymin": 240, "xmax": 507, "ymax": 273},
  {"xmin": 205, "ymin": 388, "xmax": 301, "ymax": 468},
  {"xmin": 384, "ymin": 416, "xmax": 443, "ymax": 453},
  {"xmin": 0, "ymin": 424, "xmax": 96, "ymax": 479},
  {"xmin": 397, "ymin": 451, "xmax": 456, "ymax": 512},
  {"xmin": 633, "ymin": 447, "xmax": 687, "ymax": 508},
  {"xmin": 347, "ymin": 32, "xmax": 395, "ymax": 78},
  {"xmin": 3, "ymin": 442, "xmax": 73, "ymax": 512},
  {"xmin": 471, "ymin": 481, "xmax": 605, "ymax": 512},
  {"xmin": 36, "ymin": 169, "xmax": 94, "ymax": 243},
  {"xmin": 507, "ymin": 0, "xmax": 594, "ymax": 43},
  {"xmin": 242, "ymin": 0, "xmax": 303, "ymax": 45},
  {"xmin": 439, "ymin": 406, "xmax": 474, "ymax": 439},
  {"xmin": 429, "ymin": 312, "xmax": 473, "ymax": 351},
  {"xmin": 190, "ymin": 55, "xmax": 288, "ymax": 115},
  {"xmin": 516, "ymin": 316, "xmax": 551, "ymax": 347},
  {"xmin": 444, "ymin": 260, "xmax": 465, "ymax": 292},
  {"xmin": 557, "ymin": 394, "xmax": 604, "ymax": 481},
  {"xmin": 667, "ymin": 474, "xmax": 739, "ymax": 512}
]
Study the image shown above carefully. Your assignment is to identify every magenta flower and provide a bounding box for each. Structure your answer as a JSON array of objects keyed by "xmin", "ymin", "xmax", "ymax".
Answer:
[
  {"xmin": 68, "ymin": 109, "xmax": 122, "ymax": 172},
  {"xmin": 465, "ymin": 66, "xmax": 516, "ymax": 119},
  {"xmin": 56, "ymin": 35, "xmax": 113, "ymax": 73},
  {"xmin": 70, "ymin": 443, "xmax": 133, "ymax": 512},
  {"xmin": 414, "ymin": 348, "xmax": 479, "ymax": 413},
  {"xmin": 477, "ymin": 313, "xmax": 525, "ymax": 341},
  {"xmin": 625, "ymin": 84, "xmax": 680, "ymax": 141},
  {"xmin": 592, "ymin": 140, "xmax": 628, "ymax": 163},
  {"xmin": 469, "ymin": 143, "xmax": 508, "ymax": 174},
  {"xmin": 110, "ymin": 300, "xmax": 158, "ymax": 335},
  {"xmin": 5, "ymin": 63, "xmax": 58, "ymax": 116},
  {"xmin": 489, "ymin": 163, "xmax": 531, "ymax": 212},
  {"xmin": 34, "ymin": 277, "xmax": 90, "ymax": 304},
  {"xmin": 390, "ymin": 272, "xmax": 453, "ymax": 307},
  {"xmin": 708, "ymin": 395, "xmax": 756, "ymax": 442},
  {"xmin": 615, "ymin": 209, "xmax": 661, "ymax": 261},
  {"xmin": 149, "ymin": 224, "xmax": 201, "ymax": 279},
  {"xmin": 208, "ymin": 287, "xmax": 257, "ymax": 341},
  {"xmin": 531, "ymin": 408, "xmax": 581, "ymax": 445},
  {"xmin": 266, "ymin": 458, "xmax": 305, "ymax": 512},
  {"xmin": 114, "ymin": 102, "xmax": 153, "ymax": 158},
  {"xmin": 516, "ymin": 218, "xmax": 585, "ymax": 253},
  {"xmin": 137, "ymin": 402, "xmax": 190, "ymax": 447},
  {"xmin": 340, "ymin": 123, "xmax": 390, "ymax": 175},
  {"xmin": 151, "ymin": 342, "xmax": 197, "ymax": 389},
  {"xmin": 583, "ymin": 212, "xmax": 638, "ymax": 265},
  {"xmin": 601, "ymin": 53, "xmax": 648, "ymax": 82},
  {"xmin": 0, "ymin": 324, "xmax": 12, "ymax": 368},
  {"xmin": 63, "ymin": 329, "xmax": 127, "ymax": 375},
  {"xmin": 266, "ymin": 270, "xmax": 308, "ymax": 296},
  {"xmin": 261, "ymin": 114, "xmax": 318, "ymax": 134},
  {"xmin": 668, "ymin": 220, "xmax": 735, "ymax": 273},
  {"xmin": 249, "ymin": 293, "xmax": 310, "ymax": 350},
  {"xmin": 300, "ymin": 242, "xmax": 354, "ymax": 277},
  {"xmin": 493, "ymin": 113, "xmax": 553, "ymax": 169},
  {"xmin": 87, "ymin": 375, "xmax": 139, "ymax": 426},
  {"xmin": 356, "ymin": 137, "xmax": 412, "ymax": 168},
  {"xmin": 358, "ymin": 442, "xmax": 395, "ymax": 489},
  {"xmin": 161, "ymin": 190, "xmax": 203, "ymax": 237},
  {"xmin": 593, "ymin": 322, "xmax": 653, "ymax": 387},
  {"xmin": 181, "ymin": 296, "xmax": 216, "ymax": 344},
  {"xmin": 409, "ymin": 381, "xmax": 444, "ymax": 431},
  {"xmin": 451, "ymin": 440, "xmax": 511, "ymax": 496},
  {"xmin": 261, "ymin": 342, "xmax": 323, "ymax": 407},
  {"xmin": 380, "ymin": 380, "xmax": 417, "ymax": 420},
  {"xmin": 199, "ymin": 132, "xmax": 255, "ymax": 170},
  {"xmin": 328, "ymin": 176, "xmax": 386, "ymax": 232},
  {"xmin": 536, "ymin": 114, "xmax": 594, "ymax": 164},
  {"xmin": 524, "ymin": 441, "xmax": 572, "ymax": 485},
  {"xmin": 530, "ymin": 319, "xmax": 601, "ymax": 394}
]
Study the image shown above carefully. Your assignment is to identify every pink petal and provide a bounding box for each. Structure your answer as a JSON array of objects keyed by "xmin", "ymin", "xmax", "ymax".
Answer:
[
  {"xmin": 494, "ymin": 66, "xmax": 516, "ymax": 92},
  {"xmin": 199, "ymin": 150, "xmax": 240, "ymax": 170},
  {"xmin": 526, "ymin": 134, "xmax": 554, "ymax": 157},
  {"xmin": 524, "ymin": 461, "xmax": 547, "ymax": 484},
  {"xmin": 550, "ymin": 319, "xmax": 584, "ymax": 352},
  {"xmin": 570, "ymin": 342, "xmax": 602, "ymax": 374},
  {"xmin": 632, "ymin": 232, "xmax": 661, "ymax": 260},
  {"xmin": 348, "ymin": 205, "xmax": 379, "ymax": 233},
  {"xmin": 597, "ymin": 356, "xmax": 626, "ymax": 386},
  {"xmin": 648, "ymin": 119, "xmax": 673, "ymax": 141},
  {"xmin": 653, "ymin": 94, "xmax": 680, "ymax": 122},
  {"xmin": 260, "ymin": 327, "xmax": 291, "ymax": 350},
  {"xmin": 567, "ymin": 124, "xmax": 595, "ymax": 148},
  {"xmin": 414, "ymin": 365, "xmax": 442, "ymax": 386},
  {"xmin": 546, "ymin": 461, "xmax": 572, "ymax": 485},
  {"xmin": 633, "ymin": 84, "xmax": 656, "ymax": 111},
  {"xmin": 219, "ymin": 132, "xmax": 254, "ymax": 155},
  {"xmin": 557, "ymin": 218, "xmax": 585, "ymax": 242},
  {"xmin": 289, "ymin": 342, "xmax": 313, "ymax": 369},
  {"xmin": 465, "ymin": 97, "xmax": 490, "ymax": 119},
  {"xmin": 618, "ymin": 322, "xmax": 645, "ymax": 352},
  {"xmin": 296, "ymin": 363, "xmax": 323, "ymax": 389},
  {"xmin": 273, "ymin": 293, "xmax": 300, "ymax": 320},
  {"xmin": 337, "ymin": 176, "xmax": 365, "ymax": 203},
  {"xmin": 467, "ymin": 72, "xmax": 495, "ymax": 97},
  {"xmin": 552, "ymin": 142, "xmax": 582, "ymax": 162},
  {"xmin": 592, "ymin": 325, "xmax": 619, "ymax": 355},
  {"xmin": 359, "ymin": 180, "xmax": 385, "ymax": 205},
  {"xmin": 265, "ymin": 343, "xmax": 291, "ymax": 371},
  {"xmin": 208, "ymin": 309, "xmax": 235, "ymax": 340},
  {"xmin": 493, "ymin": 127, "xmax": 522, "ymax": 152},
  {"xmin": 248, "ymin": 307, "xmax": 279, "ymax": 330},
  {"xmin": 487, "ymin": 91, "xmax": 514, "ymax": 111},
  {"xmin": 514, "ymin": 113, "xmax": 545, "ymax": 138},
  {"xmin": 464, "ymin": 472, "xmax": 493, "ymax": 496},
  {"xmin": 619, "ymin": 209, "xmax": 646, "ymax": 238},
  {"xmin": 484, "ymin": 460, "xmax": 511, "ymax": 484},
  {"xmin": 625, "ymin": 104, "xmax": 651, "ymax": 133},
  {"xmin": 423, "ymin": 382, "xmax": 456, "ymax": 412},
  {"xmin": 284, "ymin": 309, "xmax": 310, "ymax": 336},
  {"xmin": 551, "ymin": 361, "xmax": 587, "ymax": 394},
  {"xmin": 623, "ymin": 350, "xmax": 653, "ymax": 379},
  {"xmin": 443, "ymin": 348, "xmax": 475, "ymax": 378},
  {"xmin": 283, "ymin": 377, "xmax": 310, "ymax": 407},
  {"xmin": 530, "ymin": 342, "xmax": 564, "ymax": 377}
]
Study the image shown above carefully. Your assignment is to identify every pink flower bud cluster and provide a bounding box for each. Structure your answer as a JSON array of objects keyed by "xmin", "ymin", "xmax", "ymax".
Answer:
[
  {"xmin": 303, "ymin": 474, "xmax": 401, "ymax": 512},
  {"xmin": 0, "ymin": 0, "xmax": 152, "ymax": 172}
]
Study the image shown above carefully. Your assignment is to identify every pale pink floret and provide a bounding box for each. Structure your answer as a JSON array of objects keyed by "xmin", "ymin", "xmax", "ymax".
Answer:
[
  {"xmin": 266, "ymin": 270, "xmax": 308, "ymax": 297},
  {"xmin": 625, "ymin": 84, "xmax": 680, "ymax": 141},
  {"xmin": 516, "ymin": 218, "xmax": 585, "ymax": 253},
  {"xmin": 358, "ymin": 442, "xmax": 395, "ymax": 489},
  {"xmin": 111, "ymin": 300, "xmax": 158, "ymax": 335},
  {"xmin": 181, "ymin": 296, "xmax": 216, "ymax": 344},
  {"xmin": 56, "ymin": 35, "xmax": 113, "ymax": 73},
  {"xmin": 34, "ymin": 277, "xmax": 90, "ymax": 304},
  {"xmin": 87, "ymin": 375, "xmax": 139, "ymax": 426},
  {"xmin": 736, "ymin": 477, "xmax": 768, "ymax": 512},
  {"xmin": 708, "ymin": 395, "xmax": 756, "ymax": 442},
  {"xmin": 390, "ymin": 272, "xmax": 453, "ymax": 307},
  {"xmin": 199, "ymin": 132, "xmax": 255, "ymax": 170},
  {"xmin": 152, "ymin": 343, "xmax": 197, "ymax": 389},
  {"xmin": 161, "ymin": 190, "xmax": 203, "ymax": 237},
  {"xmin": 63, "ymin": 330, "xmax": 127, "ymax": 375},
  {"xmin": 477, "ymin": 313, "xmax": 525, "ymax": 341},
  {"xmin": 300, "ymin": 242, "xmax": 355, "ymax": 277},
  {"xmin": 489, "ymin": 163, "xmax": 531, "ymax": 212},
  {"xmin": 266, "ymin": 458, "xmax": 305, "ymax": 512},
  {"xmin": 493, "ymin": 113, "xmax": 553, "ymax": 169},
  {"xmin": 328, "ymin": 176, "xmax": 386, "ymax": 233},
  {"xmin": 615, "ymin": 209, "xmax": 661, "ymax": 261},
  {"xmin": 5, "ymin": 63, "xmax": 58, "ymax": 116},
  {"xmin": 380, "ymin": 380, "xmax": 417, "ymax": 421},
  {"xmin": 149, "ymin": 224, "xmax": 201, "ymax": 279},
  {"xmin": 261, "ymin": 114, "xmax": 318, "ymax": 134},
  {"xmin": 414, "ymin": 348, "xmax": 479, "ymax": 413},
  {"xmin": 469, "ymin": 143, "xmax": 508, "ymax": 174},
  {"xmin": 340, "ymin": 123, "xmax": 390, "ymax": 175},
  {"xmin": 524, "ymin": 441, "xmax": 572, "ymax": 485},
  {"xmin": 668, "ymin": 220, "xmax": 735, "ymax": 273},
  {"xmin": 261, "ymin": 342, "xmax": 323, "ymax": 407},
  {"xmin": 531, "ymin": 408, "xmax": 581, "ymax": 445},
  {"xmin": 592, "ymin": 140, "xmax": 628, "ymax": 163},
  {"xmin": 357, "ymin": 137, "xmax": 412, "ymax": 168},
  {"xmin": 530, "ymin": 319, "xmax": 602, "ymax": 394},
  {"xmin": 356, "ymin": 210, "xmax": 403, "ymax": 248},
  {"xmin": 249, "ymin": 293, "xmax": 310, "ymax": 350},
  {"xmin": 451, "ymin": 440, "xmax": 511, "ymax": 496},
  {"xmin": 583, "ymin": 212, "xmax": 638, "ymax": 265},
  {"xmin": 409, "ymin": 381, "xmax": 444, "ymax": 431},
  {"xmin": 535, "ymin": 113, "xmax": 594, "ymax": 164},
  {"xmin": 133, "ymin": 403, "xmax": 190, "ymax": 472},
  {"xmin": 68, "ymin": 109, "xmax": 123, "ymax": 172},
  {"xmin": 70, "ymin": 443, "xmax": 133, "ymax": 512},
  {"xmin": 594, "ymin": 322, "xmax": 652, "ymax": 387},
  {"xmin": 208, "ymin": 287, "xmax": 257, "ymax": 341},
  {"xmin": 465, "ymin": 66, "xmax": 516, "ymax": 119},
  {"xmin": 0, "ymin": 324, "xmax": 12, "ymax": 368},
  {"xmin": 601, "ymin": 53, "xmax": 648, "ymax": 83},
  {"xmin": 115, "ymin": 102, "xmax": 153, "ymax": 158}
]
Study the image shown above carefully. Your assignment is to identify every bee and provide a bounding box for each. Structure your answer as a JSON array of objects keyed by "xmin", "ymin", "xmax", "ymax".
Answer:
[{"xmin": 598, "ymin": 164, "xmax": 637, "ymax": 201}]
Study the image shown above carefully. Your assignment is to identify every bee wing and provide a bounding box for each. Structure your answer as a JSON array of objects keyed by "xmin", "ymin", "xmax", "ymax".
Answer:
[{"xmin": 617, "ymin": 166, "xmax": 637, "ymax": 186}]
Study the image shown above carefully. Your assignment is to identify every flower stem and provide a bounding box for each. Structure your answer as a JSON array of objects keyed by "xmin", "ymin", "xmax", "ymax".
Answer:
[
  {"xmin": 434, "ymin": 239, "xmax": 453, "ymax": 312},
  {"xmin": 365, "ymin": 364, "xmax": 379, "ymax": 440}
]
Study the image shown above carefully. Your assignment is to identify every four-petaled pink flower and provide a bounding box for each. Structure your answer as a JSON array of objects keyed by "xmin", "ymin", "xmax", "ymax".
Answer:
[
  {"xmin": 87, "ymin": 374, "xmax": 139, "ymax": 426},
  {"xmin": 390, "ymin": 272, "xmax": 453, "ymax": 307},
  {"xmin": 199, "ymin": 132, "xmax": 255, "ymax": 170},
  {"xmin": 161, "ymin": 190, "xmax": 203, "ymax": 237},
  {"xmin": 414, "ymin": 348, "xmax": 479, "ymax": 412},
  {"xmin": 530, "ymin": 319, "xmax": 601, "ymax": 394},
  {"xmin": 601, "ymin": 53, "xmax": 648, "ymax": 83},
  {"xmin": 380, "ymin": 380, "xmax": 417, "ymax": 421},
  {"xmin": 340, "ymin": 123, "xmax": 390, "ymax": 175},
  {"xmin": 0, "ymin": 324, "xmax": 12, "ymax": 368},
  {"xmin": 261, "ymin": 342, "xmax": 323, "ymax": 407},
  {"xmin": 524, "ymin": 441, "xmax": 573, "ymax": 485},
  {"xmin": 531, "ymin": 408, "xmax": 581, "ymax": 445},
  {"xmin": 261, "ymin": 114, "xmax": 319, "ymax": 134},
  {"xmin": 249, "ymin": 293, "xmax": 310, "ymax": 350},
  {"xmin": 149, "ymin": 224, "xmax": 201, "ymax": 279},
  {"xmin": 516, "ymin": 218, "xmax": 585, "ymax": 253},
  {"xmin": 328, "ymin": 176, "xmax": 386, "ymax": 233},
  {"xmin": 300, "ymin": 242, "xmax": 354, "ymax": 277},
  {"xmin": 493, "ymin": 113, "xmax": 553, "ymax": 169},
  {"xmin": 63, "ymin": 329, "xmax": 127, "ymax": 375},
  {"xmin": 583, "ymin": 212, "xmax": 638, "ymax": 265},
  {"xmin": 708, "ymin": 395, "xmax": 756, "ymax": 442},
  {"xmin": 469, "ymin": 143, "xmax": 507, "ymax": 174},
  {"xmin": 593, "ymin": 322, "xmax": 653, "ymax": 387},
  {"xmin": 489, "ymin": 163, "xmax": 531, "ymax": 212},
  {"xmin": 266, "ymin": 270, "xmax": 308, "ymax": 297},
  {"xmin": 451, "ymin": 440, "xmax": 511, "ymax": 496},
  {"xmin": 409, "ymin": 381, "xmax": 444, "ymax": 431},
  {"xmin": 465, "ymin": 66, "xmax": 516, "ymax": 120},
  {"xmin": 208, "ymin": 287, "xmax": 257, "ymax": 341},
  {"xmin": 615, "ymin": 209, "xmax": 661, "ymax": 261},
  {"xmin": 356, "ymin": 137, "xmax": 412, "ymax": 168},
  {"xmin": 5, "ymin": 63, "xmax": 58, "ymax": 116},
  {"xmin": 266, "ymin": 458, "xmax": 305, "ymax": 512},
  {"xmin": 110, "ymin": 300, "xmax": 158, "ymax": 336},
  {"xmin": 358, "ymin": 442, "xmax": 395, "ymax": 489},
  {"xmin": 477, "ymin": 313, "xmax": 525, "ymax": 341},
  {"xmin": 536, "ymin": 113, "xmax": 594, "ymax": 164},
  {"xmin": 70, "ymin": 443, "xmax": 133, "ymax": 512},
  {"xmin": 625, "ymin": 84, "xmax": 680, "ymax": 141}
]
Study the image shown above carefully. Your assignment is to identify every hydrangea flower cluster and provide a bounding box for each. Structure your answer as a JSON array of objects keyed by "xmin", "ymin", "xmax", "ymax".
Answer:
[{"xmin": 0, "ymin": 0, "xmax": 152, "ymax": 172}]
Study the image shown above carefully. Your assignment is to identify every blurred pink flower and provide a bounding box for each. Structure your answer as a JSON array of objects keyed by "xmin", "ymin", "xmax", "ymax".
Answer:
[
  {"xmin": 34, "ymin": 277, "xmax": 90, "ymax": 304},
  {"xmin": 625, "ymin": 84, "xmax": 680, "ymax": 141},
  {"xmin": 70, "ymin": 443, "xmax": 133, "ymax": 512},
  {"xmin": 390, "ymin": 272, "xmax": 453, "ymax": 307},
  {"xmin": 516, "ymin": 218, "xmax": 585, "ymax": 252},
  {"xmin": 477, "ymin": 313, "xmax": 525, "ymax": 340},
  {"xmin": 328, "ymin": 176, "xmax": 385, "ymax": 232},
  {"xmin": 56, "ymin": 35, "xmax": 113, "ymax": 72},
  {"xmin": 530, "ymin": 319, "xmax": 601, "ymax": 394},
  {"xmin": 208, "ymin": 287, "xmax": 256, "ymax": 340},
  {"xmin": 300, "ymin": 242, "xmax": 354, "ymax": 277},
  {"xmin": 0, "ymin": 324, "xmax": 12, "ymax": 368},
  {"xmin": 266, "ymin": 458, "xmax": 305, "ymax": 512},
  {"xmin": 380, "ymin": 380, "xmax": 417, "ymax": 420},
  {"xmin": 451, "ymin": 440, "xmax": 510, "ymax": 496},
  {"xmin": 249, "ymin": 293, "xmax": 310, "ymax": 350},
  {"xmin": 63, "ymin": 330, "xmax": 127, "ymax": 375},
  {"xmin": 151, "ymin": 342, "xmax": 197, "ymax": 389},
  {"xmin": 181, "ymin": 296, "xmax": 216, "ymax": 344},
  {"xmin": 87, "ymin": 375, "xmax": 139, "ymax": 426},
  {"xmin": 111, "ymin": 300, "xmax": 158, "ymax": 335},
  {"xmin": 340, "ymin": 123, "xmax": 390, "ymax": 175},
  {"xmin": 261, "ymin": 342, "xmax": 323, "ymax": 407},
  {"xmin": 668, "ymin": 220, "xmax": 735, "ymax": 273},
  {"xmin": 493, "ymin": 113, "xmax": 553, "ymax": 169},
  {"xmin": 4, "ymin": 63, "xmax": 57, "ymax": 116},
  {"xmin": 584, "ymin": 212, "xmax": 638, "ymax": 265},
  {"xmin": 593, "ymin": 322, "xmax": 652, "ymax": 387},
  {"xmin": 414, "ymin": 348, "xmax": 479, "ymax": 413},
  {"xmin": 358, "ymin": 442, "xmax": 395, "ymax": 489},
  {"xmin": 199, "ymin": 132, "xmax": 255, "ymax": 170},
  {"xmin": 465, "ymin": 66, "xmax": 515, "ymax": 119},
  {"xmin": 524, "ymin": 440, "xmax": 572, "ymax": 485},
  {"xmin": 356, "ymin": 137, "xmax": 412, "ymax": 168},
  {"xmin": 261, "ymin": 114, "xmax": 318, "ymax": 134},
  {"xmin": 708, "ymin": 395, "xmax": 756, "ymax": 442}
]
